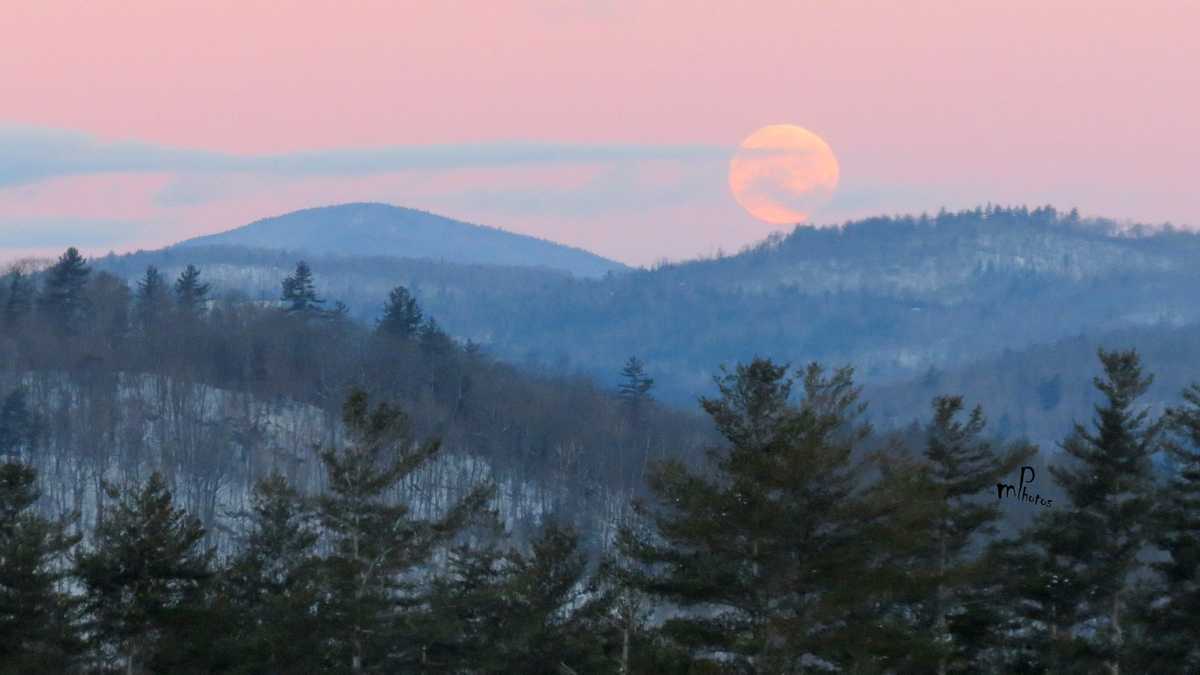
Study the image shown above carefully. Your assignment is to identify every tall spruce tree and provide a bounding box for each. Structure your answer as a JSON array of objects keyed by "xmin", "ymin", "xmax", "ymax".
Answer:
[
  {"xmin": 1140, "ymin": 383, "xmax": 1200, "ymax": 670},
  {"xmin": 76, "ymin": 472, "xmax": 215, "ymax": 675},
  {"xmin": 0, "ymin": 462, "xmax": 81, "ymax": 674},
  {"xmin": 907, "ymin": 396, "xmax": 1036, "ymax": 674},
  {"xmin": 618, "ymin": 356, "xmax": 655, "ymax": 430},
  {"xmin": 38, "ymin": 247, "xmax": 91, "ymax": 336},
  {"xmin": 314, "ymin": 389, "xmax": 494, "ymax": 672},
  {"xmin": 377, "ymin": 285, "xmax": 423, "ymax": 339},
  {"xmin": 600, "ymin": 514, "xmax": 666, "ymax": 675},
  {"xmin": 417, "ymin": 317, "xmax": 454, "ymax": 357},
  {"xmin": 619, "ymin": 358, "xmax": 878, "ymax": 672},
  {"xmin": 422, "ymin": 543, "xmax": 512, "ymax": 671},
  {"xmin": 224, "ymin": 473, "xmax": 324, "ymax": 673},
  {"xmin": 281, "ymin": 261, "xmax": 324, "ymax": 315},
  {"xmin": 423, "ymin": 522, "xmax": 615, "ymax": 674},
  {"xmin": 1005, "ymin": 350, "xmax": 1160, "ymax": 674},
  {"xmin": 618, "ymin": 357, "xmax": 654, "ymax": 404},
  {"xmin": 496, "ymin": 522, "xmax": 617, "ymax": 674},
  {"xmin": 173, "ymin": 264, "xmax": 210, "ymax": 319},
  {"xmin": 134, "ymin": 266, "xmax": 171, "ymax": 332}
]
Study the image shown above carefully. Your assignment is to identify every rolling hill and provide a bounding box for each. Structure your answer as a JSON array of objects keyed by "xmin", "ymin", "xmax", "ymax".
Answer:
[
  {"xmin": 175, "ymin": 202, "xmax": 627, "ymax": 278},
  {"xmin": 100, "ymin": 205, "xmax": 1200, "ymax": 432}
]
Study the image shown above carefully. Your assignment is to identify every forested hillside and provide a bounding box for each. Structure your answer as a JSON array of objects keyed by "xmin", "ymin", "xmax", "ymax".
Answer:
[
  {"xmin": 460, "ymin": 205, "xmax": 1200, "ymax": 401},
  {"xmin": 0, "ymin": 249, "xmax": 709, "ymax": 551},
  {"xmin": 95, "ymin": 205, "xmax": 1200, "ymax": 436},
  {"xmin": 868, "ymin": 320, "xmax": 1200, "ymax": 446},
  {"xmin": 5, "ymin": 246, "xmax": 1200, "ymax": 672}
]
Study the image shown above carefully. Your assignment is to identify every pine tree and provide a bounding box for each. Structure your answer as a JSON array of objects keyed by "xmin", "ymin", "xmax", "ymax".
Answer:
[
  {"xmin": 498, "ymin": 522, "xmax": 617, "ymax": 675},
  {"xmin": 619, "ymin": 358, "xmax": 877, "ymax": 672},
  {"xmin": 422, "ymin": 543, "xmax": 512, "ymax": 671},
  {"xmin": 1140, "ymin": 383, "xmax": 1200, "ymax": 669},
  {"xmin": 909, "ymin": 396, "xmax": 1036, "ymax": 673},
  {"xmin": 224, "ymin": 473, "xmax": 324, "ymax": 673},
  {"xmin": 423, "ymin": 522, "xmax": 616, "ymax": 674},
  {"xmin": 281, "ymin": 261, "xmax": 324, "ymax": 315},
  {"xmin": 818, "ymin": 462, "xmax": 941, "ymax": 674},
  {"xmin": 38, "ymin": 247, "xmax": 91, "ymax": 336},
  {"xmin": 599, "ymin": 515, "xmax": 663, "ymax": 675},
  {"xmin": 377, "ymin": 285, "xmax": 423, "ymax": 339},
  {"xmin": 315, "ymin": 389, "xmax": 494, "ymax": 672},
  {"xmin": 417, "ymin": 317, "xmax": 453, "ymax": 356},
  {"xmin": 0, "ymin": 462, "xmax": 81, "ymax": 674},
  {"xmin": 134, "ymin": 266, "xmax": 171, "ymax": 331},
  {"xmin": 76, "ymin": 472, "xmax": 215, "ymax": 675},
  {"xmin": 173, "ymin": 264, "xmax": 210, "ymax": 318},
  {"xmin": 618, "ymin": 356, "xmax": 655, "ymax": 430},
  {"xmin": 1007, "ymin": 350, "xmax": 1160, "ymax": 674},
  {"xmin": 87, "ymin": 270, "xmax": 133, "ymax": 352}
]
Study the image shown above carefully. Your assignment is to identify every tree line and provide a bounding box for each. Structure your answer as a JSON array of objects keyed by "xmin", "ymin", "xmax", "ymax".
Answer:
[
  {"xmin": 4, "ymin": 351, "xmax": 1200, "ymax": 672},
  {"xmin": 0, "ymin": 248, "xmax": 705, "ymax": 549},
  {"xmin": 4, "ymin": 248, "xmax": 1200, "ymax": 672}
]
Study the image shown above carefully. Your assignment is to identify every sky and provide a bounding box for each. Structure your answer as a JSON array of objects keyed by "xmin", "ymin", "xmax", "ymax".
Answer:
[{"xmin": 2, "ymin": 0, "xmax": 1198, "ymax": 266}]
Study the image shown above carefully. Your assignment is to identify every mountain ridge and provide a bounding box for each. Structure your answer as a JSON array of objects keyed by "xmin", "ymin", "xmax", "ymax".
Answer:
[
  {"xmin": 175, "ymin": 202, "xmax": 628, "ymax": 278},
  {"xmin": 99, "ymin": 205, "xmax": 1200, "ymax": 414}
]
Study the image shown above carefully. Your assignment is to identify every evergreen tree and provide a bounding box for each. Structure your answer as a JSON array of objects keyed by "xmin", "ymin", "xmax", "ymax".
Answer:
[
  {"xmin": 989, "ymin": 509, "xmax": 1091, "ymax": 673},
  {"xmin": 618, "ymin": 356, "xmax": 655, "ymax": 429},
  {"xmin": 134, "ymin": 265, "xmax": 171, "ymax": 331},
  {"xmin": 599, "ymin": 515, "xmax": 664, "ymax": 675},
  {"xmin": 422, "ymin": 543, "xmax": 512, "ymax": 671},
  {"xmin": 1006, "ymin": 350, "xmax": 1160, "ymax": 674},
  {"xmin": 87, "ymin": 271, "xmax": 133, "ymax": 353},
  {"xmin": 377, "ymin": 285, "xmax": 423, "ymax": 339},
  {"xmin": 38, "ymin": 247, "xmax": 91, "ymax": 336},
  {"xmin": 281, "ymin": 261, "xmax": 324, "ymax": 315},
  {"xmin": 418, "ymin": 317, "xmax": 454, "ymax": 357},
  {"xmin": 0, "ymin": 387, "xmax": 42, "ymax": 459},
  {"xmin": 497, "ymin": 522, "xmax": 617, "ymax": 674},
  {"xmin": 423, "ymin": 522, "xmax": 616, "ymax": 674},
  {"xmin": 174, "ymin": 264, "xmax": 211, "ymax": 318},
  {"xmin": 1140, "ymin": 383, "xmax": 1200, "ymax": 669},
  {"xmin": 619, "ymin": 358, "xmax": 877, "ymax": 672},
  {"xmin": 76, "ymin": 472, "xmax": 215, "ymax": 674},
  {"xmin": 0, "ymin": 462, "xmax": 81, "ymax": 674},
  {"xmin": 314, "ymin": 389, "xmax": 494, "ymax": 672},
  {"xmin": 906, "ymin": 396, "xmax": 1036, "ymax": 674},
  {"xmin": 224, "ymin": 473, "xmax": 324, "ymax": 674}
]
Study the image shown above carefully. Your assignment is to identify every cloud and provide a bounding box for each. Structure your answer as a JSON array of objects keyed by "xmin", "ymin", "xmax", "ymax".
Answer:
[
  {"xmin": 0, "ymin": 217, "xmax": 155, "ymax": 248},
  {"xmin": 0, "ymin": 125, "xmax": 726, "ymax": 189},
  {"xmin": 440, "ymin": 160, "xmax": 728, "ymax": 219}
]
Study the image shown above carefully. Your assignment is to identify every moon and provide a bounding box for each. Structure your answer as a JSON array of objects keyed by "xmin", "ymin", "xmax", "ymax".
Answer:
[{"xmin": 728, "ymin": 124, "xmax": 840, "ymax": 225}]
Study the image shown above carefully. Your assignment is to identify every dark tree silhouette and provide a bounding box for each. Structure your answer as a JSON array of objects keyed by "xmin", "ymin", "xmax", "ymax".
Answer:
[{"xmin": 377, "ymin": 285, "xmax": 423, "ymax": 339}]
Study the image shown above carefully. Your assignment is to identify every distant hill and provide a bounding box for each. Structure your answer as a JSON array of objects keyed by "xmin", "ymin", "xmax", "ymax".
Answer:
[
  {"xmin": 410, "ymin": 205, "xmax": 1200, "ymax": 403},
  {"xmin": 175, "ymin": 202, "xmax": 627, "ymax": 278},
  {"xmin": 103, "ymin": 205, "xmax": 1200, "ymax": 425},
  {"xmin": 866, "ymin": 320, "xmax": 1200, "ymax": 447}
]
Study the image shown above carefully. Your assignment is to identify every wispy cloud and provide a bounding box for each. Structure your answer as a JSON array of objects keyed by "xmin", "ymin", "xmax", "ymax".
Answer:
[
  {"xmin": 0, "ymin": 125, "xmax": 726, "ymax": 188},
  {"xmin": 0, "ymin": 125, "xmax": 948, "ymax": 265},
  {"xmin": 0, "ymin": 216, "xmax": 155, "ymax": 248}
]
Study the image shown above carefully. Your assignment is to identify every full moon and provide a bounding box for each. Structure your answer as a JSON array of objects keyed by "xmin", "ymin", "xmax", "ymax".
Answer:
[{"xmin": 728, "ymin": 124, "xmax": 840, "ymax": 225}]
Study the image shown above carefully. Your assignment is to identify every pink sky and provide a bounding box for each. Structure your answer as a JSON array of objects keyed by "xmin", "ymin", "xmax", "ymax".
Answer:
[{"xmin": 3, "ymin": 1, "xmax": 1198, "ymax": 265}]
